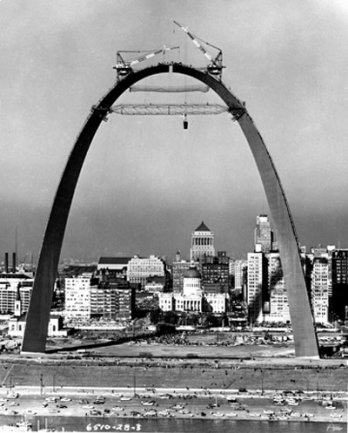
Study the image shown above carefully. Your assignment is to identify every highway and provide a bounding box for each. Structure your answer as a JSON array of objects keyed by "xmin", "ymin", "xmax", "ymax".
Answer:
[{"xmin": 0, "ymin": 385, "xmax": 345, "ymax": 423}]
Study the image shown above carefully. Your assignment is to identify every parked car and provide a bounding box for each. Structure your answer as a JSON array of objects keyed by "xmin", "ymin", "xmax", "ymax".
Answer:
[{"xmin": 90, "ymin": 409, "xmax": 102, "ymax": 416}]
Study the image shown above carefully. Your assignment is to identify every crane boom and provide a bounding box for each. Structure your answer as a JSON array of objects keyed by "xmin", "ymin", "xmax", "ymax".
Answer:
[
  {"xmin": 173, "ymin": 20, "xmax": 223, "ymax": 78},
  {"xmin": 174, "ymin": 20, "xmax": 214, "ymax": 63},
  {"xmin": 114, "ymin": 46, "xmax": 179, "ymax": 79},
  {"xmin": 128, "ymin": 46, "xmax": 179, "ymax": 67}
]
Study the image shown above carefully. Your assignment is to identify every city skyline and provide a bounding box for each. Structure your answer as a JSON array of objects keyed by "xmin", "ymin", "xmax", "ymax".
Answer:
[
  {"xmin": 1, "ymin": 1, "xmax": 348, "ymax": 263},
  {"xmin": 2, "ymin": 213, "xmax": 348, "ymax": 266}
]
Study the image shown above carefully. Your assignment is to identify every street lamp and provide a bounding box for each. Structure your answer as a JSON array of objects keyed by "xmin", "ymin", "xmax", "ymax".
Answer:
[
  {"xmin": 261, "ymin": 369, "xmax": 264, "ymax": 395},
  {"xmin": 133, "ymin": 373, "xmax": 137, "ymax": 397},
  {"xmin": 40, "ymin": 373, "xmax": 44, "ymax": 395},
  {"xmin": 53, "ymin": 373, "xmax": 57, "ymax": 392}
]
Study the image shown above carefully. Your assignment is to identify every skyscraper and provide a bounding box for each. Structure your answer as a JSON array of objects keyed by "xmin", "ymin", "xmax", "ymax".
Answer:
[
  {"xmin": 234, "ymin": 260, "xmax": 247, "ymax": 292},
  {"xmin": 331, "ymin": 250, "xmax": 348, "ymax": 321},
  {"xmin": 190, "ymin": 222, "xmax": 215, "ymax": 262},
  {"xmin": 311, "ymin": 257, "xmax": 329, "ymax": 324},
  {"xmin": 254, "ymin": 215, "xmax": 273, "ymax": 253},
  {"xmin": 201, "ymin": 252, "xmax": 229, "ymax": 294},
  {"xmin": 265, "ymin": 252, "xmax": 290, "ymax": 323},
  {"xmin": 247, "ymin": 252, "xmax": 265, "ymax": 323}
]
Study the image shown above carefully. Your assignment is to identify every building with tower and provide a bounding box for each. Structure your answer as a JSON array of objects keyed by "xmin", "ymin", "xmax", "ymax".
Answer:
[
  {"xmin": 8, "ymin": 313, "xmax": 67, "ymax": 338},
  {"xmin": 190, "ymin": 222, "xmax": 215, "ymax": 262},
  {"xmin": 8, "ymin": 278, "xmax": 67, "ymax": 338}
]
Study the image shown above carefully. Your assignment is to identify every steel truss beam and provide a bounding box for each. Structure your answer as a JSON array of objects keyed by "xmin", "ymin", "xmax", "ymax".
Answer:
[{"xmin": 110, "ymin": 103, "xmax": 228, "ymax": 115}]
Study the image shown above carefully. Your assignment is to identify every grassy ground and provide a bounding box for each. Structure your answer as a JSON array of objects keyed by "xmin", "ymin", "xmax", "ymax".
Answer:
[
  {"xmin": 0, "ymin": 357, "xmax": 346, "ymax": 392},
  {"xmin": 1, "ymin": 334, "xmax": 345, "ymax": 394},
  {"xmin": 90, "ymin": 341, "xmax": 276, "ymax": 358}
]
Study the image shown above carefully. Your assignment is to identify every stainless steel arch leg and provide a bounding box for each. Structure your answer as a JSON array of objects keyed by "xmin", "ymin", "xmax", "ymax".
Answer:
[{"xmin": 238, "ymin": 113, "xmax": 319, "ymax": 357}]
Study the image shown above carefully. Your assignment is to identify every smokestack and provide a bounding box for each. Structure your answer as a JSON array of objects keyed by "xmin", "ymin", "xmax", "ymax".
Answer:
[
  {"xmin": 5, "ymin": 253, "xmax": 9, "ymax": 274},
  {"xmin": 12, "ymin": 252, "xmax": 16, "ymax": 273}
]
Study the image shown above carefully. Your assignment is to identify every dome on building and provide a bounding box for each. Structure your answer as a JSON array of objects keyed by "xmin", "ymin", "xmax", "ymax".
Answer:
[{"xmin": 184, "ymin": 266, "xmax": 201, "ymax": 279}]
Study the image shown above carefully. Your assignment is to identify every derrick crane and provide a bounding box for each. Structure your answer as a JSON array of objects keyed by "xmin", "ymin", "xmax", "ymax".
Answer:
[
  {"xmin": 173, "ymin": 20, "xmax": 224, "ymax": 79},
  {"xmin": 114, "ymin": 46, "xmax": 179, "ymax": 80}
]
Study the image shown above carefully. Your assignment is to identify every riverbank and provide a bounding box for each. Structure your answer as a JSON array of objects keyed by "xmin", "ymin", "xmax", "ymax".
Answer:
[{"xmin": 1, "ymin": 416, "xmax": 346, "ymax": 433}]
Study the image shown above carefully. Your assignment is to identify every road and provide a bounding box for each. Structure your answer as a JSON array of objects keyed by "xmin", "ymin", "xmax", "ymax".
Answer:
[{"xmin": 0, "ymin": 385, "xmax": 345, "ymax": 424}]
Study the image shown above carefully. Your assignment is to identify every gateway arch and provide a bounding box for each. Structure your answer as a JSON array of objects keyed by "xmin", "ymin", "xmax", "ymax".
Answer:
[{"xmin": 22, "ymin": 62, "xmax": 319, "ymax": 358}]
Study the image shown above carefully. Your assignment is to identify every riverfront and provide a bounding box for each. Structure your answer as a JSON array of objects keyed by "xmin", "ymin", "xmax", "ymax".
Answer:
[
  {"xmin": 4, "ymin": 343, "xmax": 346, "ymax": 393},
  {"xmin": 0, "ymin": 344, "xmax": 346, "ymax": 432},
  {"xmin": 0, "ymin": 416, "xmax": 345, "ymax": 433}
]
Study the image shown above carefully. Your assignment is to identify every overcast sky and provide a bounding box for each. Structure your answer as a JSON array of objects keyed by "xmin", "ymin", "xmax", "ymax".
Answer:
[{"xmin": 1, "ymin": 0, "xmax": 348, "ymax": 263}]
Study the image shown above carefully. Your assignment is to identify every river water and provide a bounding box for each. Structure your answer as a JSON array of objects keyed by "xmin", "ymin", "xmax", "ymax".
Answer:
[{"xmin": 3, "ymin": 415, "xmax": 344, "ymax": 433}]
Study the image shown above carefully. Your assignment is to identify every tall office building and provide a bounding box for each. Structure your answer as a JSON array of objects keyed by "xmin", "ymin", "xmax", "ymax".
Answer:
[
  {"xmin": 65, "ymin": 275, "xmax": 135, "ymax": 321},
  {"xmin": 190, "ymin": 222, "xmax": 215, "ymax": 262},
  {"xmin": 265, "ymin": 253, "xmax": 290, "ymax": 323},
  {"xmin": 331, "ymin": 250, "xmax": 348, "ymax": 321},
  {"xmin": 90, "ymin": 281, "xmax": 118, "ymax": 318},
  {"xmin": 234, "ymin": 260, "xmax": 247, "ymax": 292},
  {"xmin": 89, "ymin": 279, "xmax": 135, "ymax": 321},
  {"xmin": 247, "ymin": 250, "xmax": 291, "ymax": 324},
  {"xmin": 114, "ymin": 283, "xmax": 135, "ymax": 321},
  {"xmin": 201, "ymin": 252, "xmax": 229, "ymax": 294},
  {"xmin": 254, "ymin": 215, "xmax": 273, "ymax": 253},
  {"xmin": 65, "ymin": 275, "xmax": 94, "ymax": 319},
  {"xmin": 311, "ymin": 257, "xmax": 329, "ymax": 323},
  {"xmin": 247, "ymin": 252, "xmax": 265, "ymax": 323}
]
